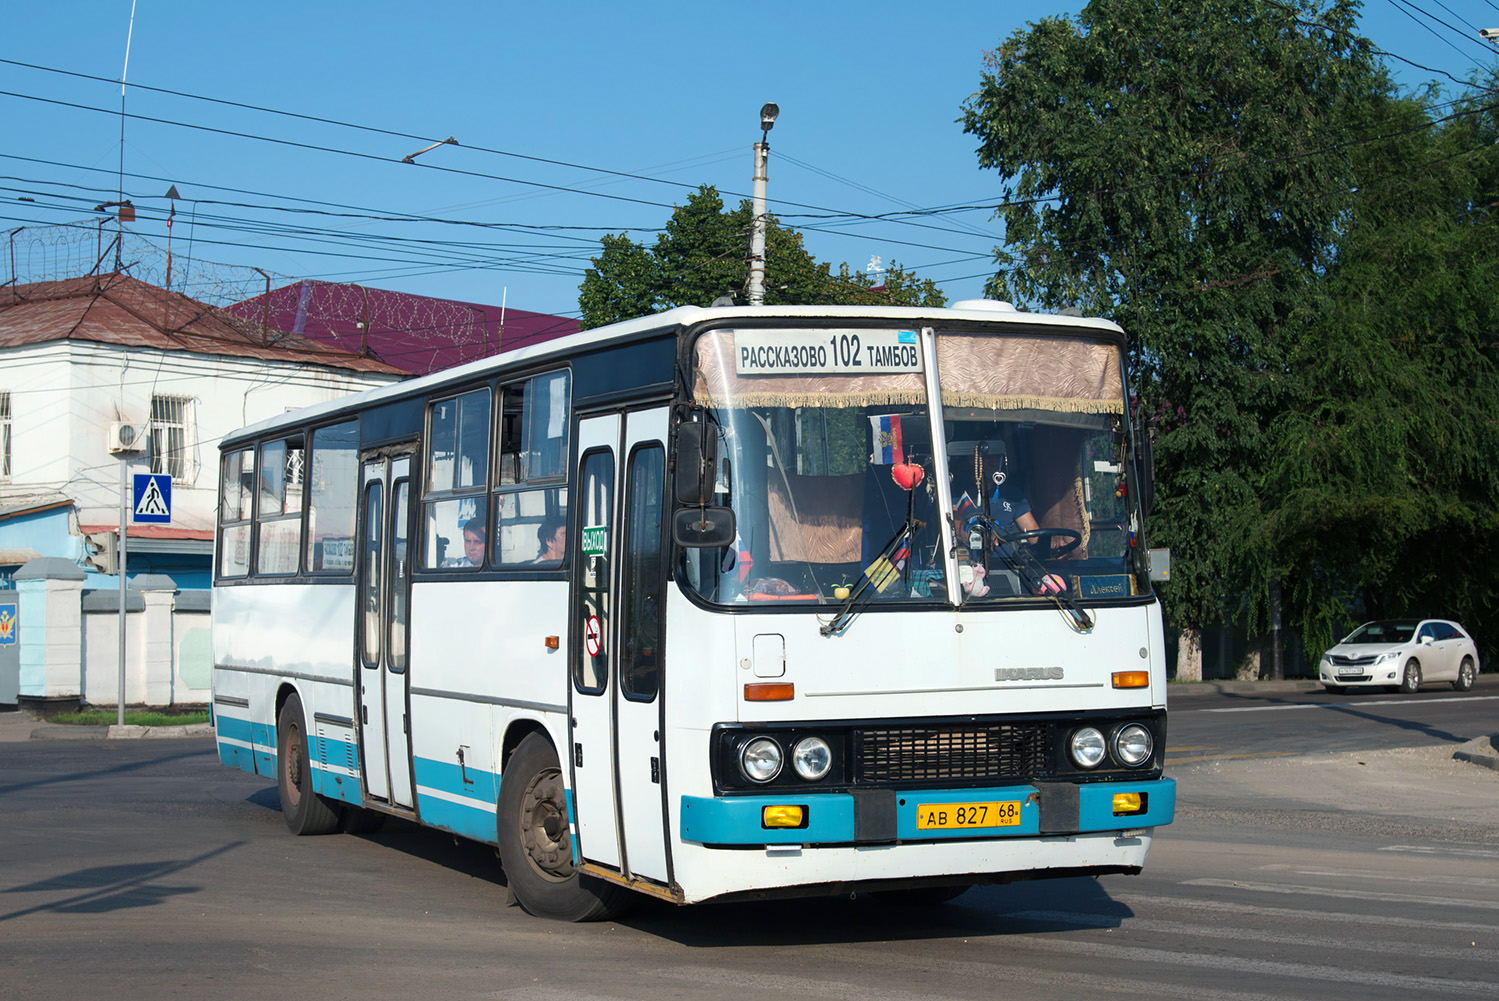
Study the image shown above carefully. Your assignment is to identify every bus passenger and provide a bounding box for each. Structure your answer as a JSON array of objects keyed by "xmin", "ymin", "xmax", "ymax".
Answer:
[
  {"xmin": 533, "ymin": 516, "xmax": 567, "ymax": 564},
  {"xmin": 443, "ymin": 518, "xmax": 487, "ymax": 568}
]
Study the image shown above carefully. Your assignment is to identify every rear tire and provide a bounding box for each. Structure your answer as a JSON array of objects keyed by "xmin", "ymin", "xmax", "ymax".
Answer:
[
  {"xmin": 871, "ymin": 885, "xmax": 970, "ymax": 906},
  {"xmin": 496, "ymin": 733, "xmax": 632, "ymax": 921},
  {"xmin": 1453, "ymin": 657, "xmax": 1476, "ymax": 693},
  {"xmin": 1398, "ymin": 659, "xmax": 1422, "ymax": 694},
  {"xmin": 276, "ymin": 693, "xmax": 340, "ymax": 835}
]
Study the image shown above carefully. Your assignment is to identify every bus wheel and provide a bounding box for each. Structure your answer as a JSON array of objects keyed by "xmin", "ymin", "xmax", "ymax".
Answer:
[
  {"xmin": 870, "ymin": 885, "xmax": 970, "ymax": 906},
  {"xmin": 497, "ymin": 733, "xmax": 631, "ymax": 921},
  {"xmin": 276, "ymin": 693, "xmax": 340, "ymax": 836}
]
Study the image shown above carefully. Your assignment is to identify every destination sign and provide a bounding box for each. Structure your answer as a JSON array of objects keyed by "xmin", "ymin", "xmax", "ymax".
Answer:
[{"xmin": 734, "ymin": 330, "xmax": 923, "ymax": 376}]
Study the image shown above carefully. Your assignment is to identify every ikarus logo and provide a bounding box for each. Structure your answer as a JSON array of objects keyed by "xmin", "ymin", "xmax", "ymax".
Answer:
[{"xmin": 995, "ymin": 667, "xmax": 1064, "ymax": 682}]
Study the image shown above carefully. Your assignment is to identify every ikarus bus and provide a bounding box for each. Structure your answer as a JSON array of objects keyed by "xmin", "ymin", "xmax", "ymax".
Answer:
[{"xmin": 211, "ymin": 299, "xmax": 1175, "ymax": 920}]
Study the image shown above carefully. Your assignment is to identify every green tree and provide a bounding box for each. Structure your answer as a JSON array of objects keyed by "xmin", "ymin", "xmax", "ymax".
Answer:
[
  {"xmin": 960, "ymin": 0, "xmax": 1384, "ymax": 653},
  {"xmin": 1242, "ymin": 81, "xmax": 1499, "ymax": 653},
  {"xmin": 577, "ymin": 186, "xmax": 945, "ymax": 328}
]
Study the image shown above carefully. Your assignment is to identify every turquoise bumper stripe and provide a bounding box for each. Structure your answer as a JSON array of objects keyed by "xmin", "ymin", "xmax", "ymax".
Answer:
[{"xmin": 681, "ymin": 776, "xmax": 1177, "ymax": 846}]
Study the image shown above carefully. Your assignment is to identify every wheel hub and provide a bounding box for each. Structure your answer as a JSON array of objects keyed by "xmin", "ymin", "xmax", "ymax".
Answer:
[{"xmin": 519, "ymin": 767, "xmax": 575, "ymax": 881}]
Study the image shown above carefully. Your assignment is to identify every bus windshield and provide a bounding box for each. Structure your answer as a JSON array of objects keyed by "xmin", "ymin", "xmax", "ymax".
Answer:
[
  {"xmin": 682, "ymin": 325, "xmax": 1148, "ymax": 607},
  {"xmin": 684, "ymin": 327, "xmax": 942, "ymax": 605},
  {"xmin": 936, "ymin": 329, "xmax": 1147, "ymax": 605}
]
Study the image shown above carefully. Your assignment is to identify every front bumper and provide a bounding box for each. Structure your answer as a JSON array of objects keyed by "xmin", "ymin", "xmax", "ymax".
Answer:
[{"xmin": 680, "ymin": 776, "xmax": 1175, "ymax": 847}]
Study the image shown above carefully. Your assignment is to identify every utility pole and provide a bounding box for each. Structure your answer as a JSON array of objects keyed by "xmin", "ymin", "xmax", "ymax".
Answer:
[{"xmin": 747, "ymin": 103, "xmax": 779, "ymax": 306}]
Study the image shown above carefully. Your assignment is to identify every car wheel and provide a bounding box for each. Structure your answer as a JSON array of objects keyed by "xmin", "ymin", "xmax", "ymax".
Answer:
[
  {"xmin": 276, "ymin": 692, "xmax": 341, "ymax": 835},
  {"xmin": 1398, "ymin": 659, "xmax": 1422, "ymax": 694},
  {"xmin": 1453, "ymin": 657, "xmax": 1476, "ymax": 693},
  {"xmin": 1323, "ymin": 684, "xmax": 1344, "ymax": 694},
  {"xmin": 496, "ymin": 733, "xmax": 632, "ymax": 922}
]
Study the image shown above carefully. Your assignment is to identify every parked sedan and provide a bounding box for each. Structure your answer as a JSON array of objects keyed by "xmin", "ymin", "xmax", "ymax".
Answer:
[{"xmin": 1319, "ymin": 619, "xmax": 1480, "ymax": 694}]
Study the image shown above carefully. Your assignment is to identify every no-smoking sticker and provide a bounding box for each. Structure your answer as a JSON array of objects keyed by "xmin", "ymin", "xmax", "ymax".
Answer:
[{"xmin": 584, "ymin": 614, "xmax": 602, "ymax": 657}]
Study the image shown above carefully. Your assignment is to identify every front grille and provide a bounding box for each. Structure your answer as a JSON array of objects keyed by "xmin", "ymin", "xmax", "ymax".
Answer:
[
  {"xmin": 1330, "ymin": 654, "xmax": 1377, "ymax": 666},
  {"xmin": 854, "ymin": 723, "xmax": 1051, "ymax": 784}
]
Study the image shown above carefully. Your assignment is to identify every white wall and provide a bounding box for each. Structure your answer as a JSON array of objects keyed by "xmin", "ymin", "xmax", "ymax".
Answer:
[{"xmin": 0, "ymin": 340, "xmax": 401, "ymax": 538}]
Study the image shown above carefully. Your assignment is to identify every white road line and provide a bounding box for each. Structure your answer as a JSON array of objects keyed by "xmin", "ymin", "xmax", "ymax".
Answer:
[
  {"xmin": 1380, "ymin": 844, "xmax": 1499, "ymax": 859},
  {"xmin": 1194, "ymin": 695, "xmax": 1499, "ymax": 713},
  {"xmin": 1256, "ymin": 862, "xmax": 1499, "ymax": 888},
  {"xmin": 1005, "ymin": 910, "xmax": 1496, "ymax": 965},
  {"xmin": 1182, "ymin": 877, "xmax": 1499, "ymax": 910},
  {"xmin": 1112, "ymin": 890, "xmax": 1498, "ymax": 933}
]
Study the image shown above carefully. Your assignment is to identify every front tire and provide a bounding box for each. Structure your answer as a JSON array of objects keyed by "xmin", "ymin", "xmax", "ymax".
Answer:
[
  {"xmin": 1398, "ymin": 659, "xmax": 1422, "ymax": 694},
  {"xmin": 276, "ymin": 693, "xmax": 340, "ymax": 835},
  {"xmin": 1453, "ymin": 657, "xmax": 1476, "ymax": 692},
  {"xmin": 496, "ymin": 733, "xmax": 631, "ymax": 921}
]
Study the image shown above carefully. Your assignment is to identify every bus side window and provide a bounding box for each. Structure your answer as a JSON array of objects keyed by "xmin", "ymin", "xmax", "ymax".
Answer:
[
  {"xmin": 218, "ymin": 447, "xmax": 254, "ymax": 578},
  {"xmin": 423, "ymin": 387, "xmax": 491, "ymax": 570},
  {"xmin": 256, "ymin": 435, "xmax": 304, "ymax": 575},
  {"xmin": 304, "ymin": 420, "xmax": 359, "ymax": 574},
  {"xmin": 494, "ymin": 370, "xmax": 571, "ymax": 566}
]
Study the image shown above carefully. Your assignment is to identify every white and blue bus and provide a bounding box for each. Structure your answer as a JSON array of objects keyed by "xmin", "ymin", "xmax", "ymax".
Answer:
[{"xmin": 211, "ymin": 300, "xmax": 1175, "ymax": 920}]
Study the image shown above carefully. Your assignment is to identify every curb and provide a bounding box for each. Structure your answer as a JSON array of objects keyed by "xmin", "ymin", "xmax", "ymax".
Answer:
[
  {"xmin": 1453, "ymin": 735, "xmax": 1499, "ymax": 773},
  {"xmin": 25, "ymin": 722, "xmax": 214, "ymax": 741}
]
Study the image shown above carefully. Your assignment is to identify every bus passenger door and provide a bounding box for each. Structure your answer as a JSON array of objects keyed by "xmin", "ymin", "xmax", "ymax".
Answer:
[
  {"xmin": 357, "ymin": 451, "xmax": 415, "ymax": 811},
  {"xmin": 614, "ymin": 408, "xmax": 669, "ymax": 883},
  {"xmin": 569, "ymin": 416, "xmax": 621, "ymax": 868}
]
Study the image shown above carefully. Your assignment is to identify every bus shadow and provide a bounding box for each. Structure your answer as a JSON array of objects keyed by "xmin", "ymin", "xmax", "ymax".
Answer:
[
  {"xmin": 621, "ymin": 876, "xmax": 1130, "ymax": 945},
  {"xmin": 0, "ymin": 844, "xmax": 242, "ymax": 922}
]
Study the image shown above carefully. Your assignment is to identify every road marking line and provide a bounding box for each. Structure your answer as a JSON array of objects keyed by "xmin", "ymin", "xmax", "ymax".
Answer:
[
  {"xmin": 1113, "ymin": 891, "xmax": 1497, "ymax": 933},
  {"xmin": 1380, "ymin": 844, "xmax": 1499, "ymax": 859},
  {"xmin": 1195, "ymin": 695, "xmax": 1499, "ymax": 713},
  {"xmin": 1183, "ymin": 877, "xmax": 1499, "ymax": 910}
]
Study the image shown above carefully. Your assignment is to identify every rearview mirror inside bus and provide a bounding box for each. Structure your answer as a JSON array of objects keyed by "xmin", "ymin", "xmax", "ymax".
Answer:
[
  {"xmin": 672, "ymin": 506, "xmax": 736, "ymax": 549},
  {"xmin": 674, "ymin": 421, "xmax": 718, "ymax": 505}
]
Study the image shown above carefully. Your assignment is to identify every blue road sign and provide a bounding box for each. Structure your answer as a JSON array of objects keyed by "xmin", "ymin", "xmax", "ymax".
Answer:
[{"xmin": 132, "ymin": 473, "xmax": 172, "ymax": 524}]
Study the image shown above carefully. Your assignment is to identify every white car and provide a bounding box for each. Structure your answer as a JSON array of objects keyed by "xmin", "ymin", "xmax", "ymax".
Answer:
[{"xmin": 1319, "ymin": 619, "xmax": 1481, "ymax": 694}]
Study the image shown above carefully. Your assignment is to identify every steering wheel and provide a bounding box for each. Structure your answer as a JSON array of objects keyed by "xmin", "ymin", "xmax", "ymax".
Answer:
[{"xmin": 996, "ymin": 527, "xmax": 1082, "ymax": 558}]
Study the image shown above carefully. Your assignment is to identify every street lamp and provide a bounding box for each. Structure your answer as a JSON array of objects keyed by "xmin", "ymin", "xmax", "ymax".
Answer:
[{"xmin": 748, "ymin": 103, "xmax": 779, "ymax": 306}]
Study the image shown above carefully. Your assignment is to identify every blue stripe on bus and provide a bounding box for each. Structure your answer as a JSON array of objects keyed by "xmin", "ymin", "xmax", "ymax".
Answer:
[
  {"xmin": 413, "ymin": 756, "xmax": 500, "ymax": 845},
  {"xmin": 680, "ymin": 777, "xmax": 1177, "ymax": 846},
  {"xmin": 214, "ymin": 716, "xmax": 258, "ymax": 776}
]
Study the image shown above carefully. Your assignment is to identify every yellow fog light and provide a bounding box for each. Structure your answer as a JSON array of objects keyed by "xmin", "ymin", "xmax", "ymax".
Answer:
[
  {"xmin": 1112, "ymin": 792, "xmax": 1146, "ymax": 816},
  {"xmin": 762, "ymin": 805, "xmax": 806, "ymax": 829}
]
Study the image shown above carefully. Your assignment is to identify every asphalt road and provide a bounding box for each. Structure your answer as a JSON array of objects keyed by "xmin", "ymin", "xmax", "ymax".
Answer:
[{"xmin": 1, "ymin": 687, "xmax": 1495, "ymax": 1001}]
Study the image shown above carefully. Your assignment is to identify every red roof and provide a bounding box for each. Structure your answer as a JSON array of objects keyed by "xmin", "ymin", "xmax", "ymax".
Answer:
[
  {"xmin": 229, "ymin": 280, "xmax": 579, "ymax": 375},
  {"xmin": 0, "ymin": 274, "xmax": 406, "ymax": 376}
]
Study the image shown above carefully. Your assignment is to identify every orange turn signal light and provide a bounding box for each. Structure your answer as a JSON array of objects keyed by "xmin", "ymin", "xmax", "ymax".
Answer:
[
  {"xmin": 544, "ymin": 636, "xmax": 560, "ymax": 650},
  {"xmin": 1112, "ymin": 671, "xmax": 1149, "ymax": 689},
  {"xmin": 745, "ymin": 682, "xmax": 794, "ymax": 702}
]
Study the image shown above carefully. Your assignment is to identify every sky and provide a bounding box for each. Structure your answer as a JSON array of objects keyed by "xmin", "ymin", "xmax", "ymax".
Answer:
[{"xmin": 4, "ymin": 1, "xmax": 1497, "ymax": 321}]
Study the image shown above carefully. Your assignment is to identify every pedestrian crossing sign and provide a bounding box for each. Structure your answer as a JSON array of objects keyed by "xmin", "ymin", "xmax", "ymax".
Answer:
[{"xmin": 132, "ymin": 473, "xmax": 172, "ymax": 524}]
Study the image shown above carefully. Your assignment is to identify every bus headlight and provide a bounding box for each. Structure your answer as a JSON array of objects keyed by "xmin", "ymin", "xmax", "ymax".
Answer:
[
  {"xmin": 1069, "ymin": 727, "xmax": 1106, "ymax": 769},
  {"xmin": 1113, "ymin": 723, "xmax": 1153, "ymax": 767},
  {"xmin": 791, "ymin": 736, "xmax": 832, "ymax": 781},
  {"xmin": 739, "ymin": 737, "xmax": 783, "ymax": 783}
]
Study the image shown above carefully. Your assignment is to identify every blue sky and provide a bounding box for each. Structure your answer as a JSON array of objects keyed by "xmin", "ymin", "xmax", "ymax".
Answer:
[{"xmin": 4, "ymin": 1, "xmax": 1497, "ymax": 319}]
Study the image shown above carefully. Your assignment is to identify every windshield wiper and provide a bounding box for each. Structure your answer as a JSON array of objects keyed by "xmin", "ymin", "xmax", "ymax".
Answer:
[
  {"xmin": 820, "ymin": 517, "xmax": 924, "ymax": 637},
  {"xmin": 974, "ymin": 516, "xmax": 1095, "ymax": 631}
]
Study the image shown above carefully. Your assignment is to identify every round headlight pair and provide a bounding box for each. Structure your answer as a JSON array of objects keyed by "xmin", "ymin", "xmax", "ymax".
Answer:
[
  {"xmin": 1068, "ymin": 724, "xmax": 1153, "ymax": 769},
  {"xmin": 738, "ymin": 736, "xmax": 832, "ymax": 783}
]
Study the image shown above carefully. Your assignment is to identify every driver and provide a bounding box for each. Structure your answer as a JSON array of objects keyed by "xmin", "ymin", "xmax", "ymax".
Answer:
[{"xmin": 954, "ymin": 439, "xmax": 1065, "ymax": 597}]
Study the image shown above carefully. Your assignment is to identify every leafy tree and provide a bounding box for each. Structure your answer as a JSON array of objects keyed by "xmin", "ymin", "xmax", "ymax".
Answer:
[
  {"xmin": 1242, "ymin": 81, "xmax": 1499, "ymax": 653},
  {"xmin": 960, "ymin": 0, "xmax": 1385, "ymax": 653},
  {"xmin": 577, "ymin": 186, "xmax": 944, "ymax": 328}
]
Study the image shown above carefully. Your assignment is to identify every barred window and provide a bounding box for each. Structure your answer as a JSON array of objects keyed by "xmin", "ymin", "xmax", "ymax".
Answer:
[
  {"xmin": 0, "ymin": 391, "xmax": 10, "ymax": 480},
  {"xmin": 149, "ymin": 395, "xmax": 197, "ymax": 482}
]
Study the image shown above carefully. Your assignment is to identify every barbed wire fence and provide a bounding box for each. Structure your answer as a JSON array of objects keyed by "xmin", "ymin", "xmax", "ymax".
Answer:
[{"xmin": 3, "ymin": 220, "xmax": 501, "ymax": 373}]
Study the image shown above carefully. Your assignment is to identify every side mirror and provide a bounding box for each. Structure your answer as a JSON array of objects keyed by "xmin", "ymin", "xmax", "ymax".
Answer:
[
  {"xmin": 674, "ymin": 422, "xmax": 718, "ymax": 505},
  {"xmin": 1420, "ymin": 634, "xmax": 1433, "ymax": 646},
  {"xmin": 672, "ymin": 507, "xmax": 736, "ymax": 549},
  {"xmin": 1135, "ymin": 417, "xmax": 1156, "ymax": 518}
]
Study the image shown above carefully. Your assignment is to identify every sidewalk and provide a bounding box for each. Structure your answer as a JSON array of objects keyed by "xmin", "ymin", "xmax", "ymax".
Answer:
[{"xmin": 0, "ymin": 709, "xmax": 213, "ymax": 743}]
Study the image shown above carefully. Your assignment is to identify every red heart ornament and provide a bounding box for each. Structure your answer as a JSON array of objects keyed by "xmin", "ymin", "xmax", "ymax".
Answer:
[{"xmin": 891, "ymin": 462, "xmax": 924, "ymax": 491}]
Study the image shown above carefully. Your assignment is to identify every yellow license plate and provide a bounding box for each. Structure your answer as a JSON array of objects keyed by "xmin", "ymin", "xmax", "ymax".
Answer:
[{"xmin": 915, "ymin": 800, "xmax": 1021, "ymax": 830}]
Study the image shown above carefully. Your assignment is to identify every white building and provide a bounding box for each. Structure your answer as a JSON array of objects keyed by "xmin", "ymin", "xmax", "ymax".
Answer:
[{"xmin": 0, "ymin": 272, "xmax": 406, "ymax": 592}]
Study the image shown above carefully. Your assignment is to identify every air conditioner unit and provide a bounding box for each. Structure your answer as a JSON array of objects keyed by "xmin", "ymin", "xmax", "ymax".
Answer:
[{"xmin": 108, "ymin": 421, "xmax": 149, "ymax": 455}]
